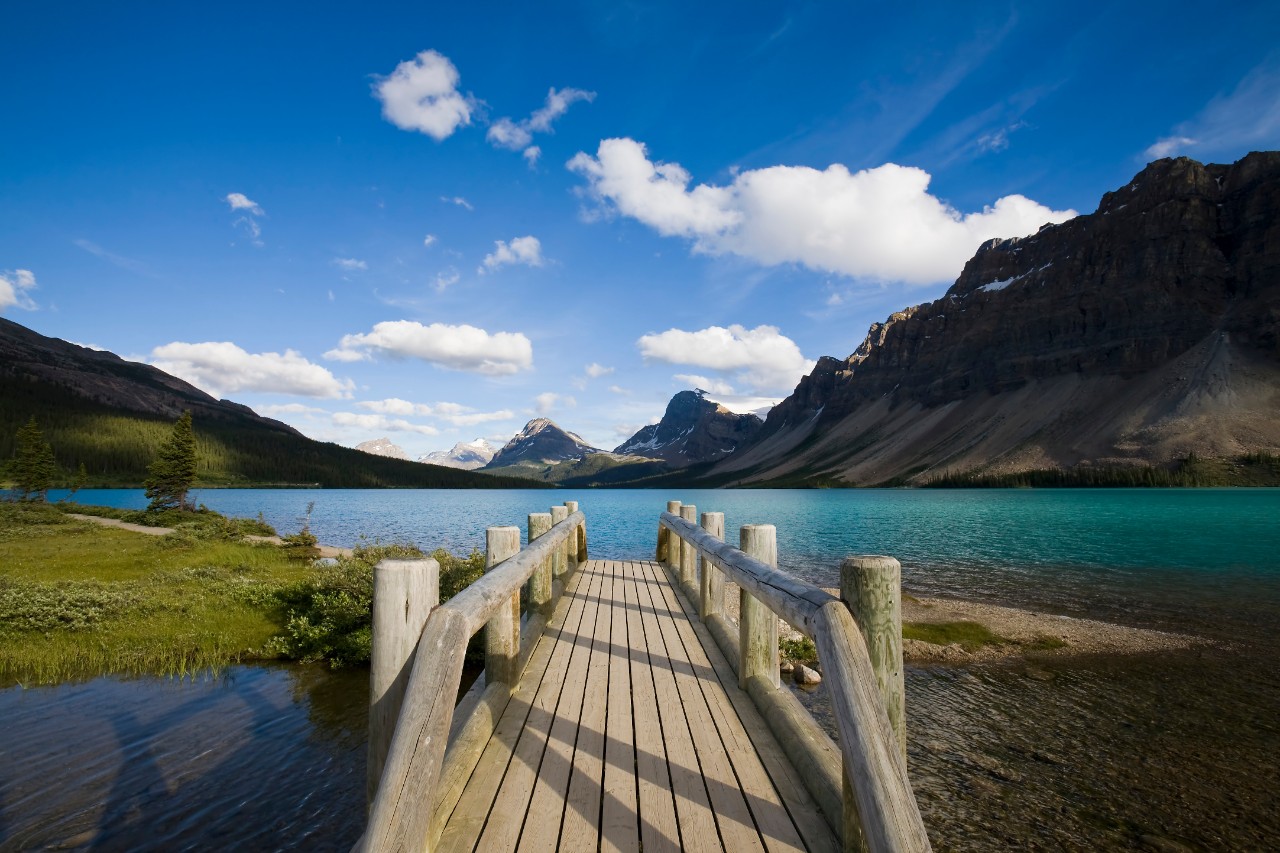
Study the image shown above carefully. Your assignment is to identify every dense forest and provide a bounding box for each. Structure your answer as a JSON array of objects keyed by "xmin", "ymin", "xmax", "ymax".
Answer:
[{"xmin": 0, "ymin": 377, "xmax": 546, "ymax": 489}]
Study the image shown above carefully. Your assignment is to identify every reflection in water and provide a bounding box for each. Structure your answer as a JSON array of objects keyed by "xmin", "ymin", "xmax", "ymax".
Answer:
[{"xmin": 0, "ymin": 665, "xmax": 367, "ymax": 851}]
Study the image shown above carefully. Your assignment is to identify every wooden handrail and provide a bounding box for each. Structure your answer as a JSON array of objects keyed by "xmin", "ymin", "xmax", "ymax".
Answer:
[
  {"xmin": 659, "ymin": 509, "xmax": 931, "ymax": 853},
  {"xmin": 358, "ymin": 509, "xmax": 587, "ymax": 853}
]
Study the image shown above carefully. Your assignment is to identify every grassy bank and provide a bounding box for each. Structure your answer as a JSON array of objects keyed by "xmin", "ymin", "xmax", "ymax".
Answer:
[{"xmin": 0, "ymin": 502, "xmax": 484, "ymax": 686}]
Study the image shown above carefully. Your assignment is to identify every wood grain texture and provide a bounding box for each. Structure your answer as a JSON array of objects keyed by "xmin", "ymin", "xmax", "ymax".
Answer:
[
  {"xmin": 679, "ymin": 504, "xmax": 698, "ymax": 594},
  {"xmin": 740, "ymin": 525, "xmax": 781, "ymax": 691},
  {"xmin": 486, "ymin": 527, "xmax": 523, "ymax": 687},
  {"xmin": 699, "ymin": 512, "xmax": 725, "ymax": 619},
  {"xmin": 840, "ymin": 556, "xmax": 905, "ymax": 762},
  {"xmin": 527, "ymin": 513, "xmax": 553, "ymax": 615}
]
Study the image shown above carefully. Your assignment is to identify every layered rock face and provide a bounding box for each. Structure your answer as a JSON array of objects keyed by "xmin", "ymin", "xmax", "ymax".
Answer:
[
  {"xmin": 355, "ymin": 437, "xmax": 409, "ymax": 460},
  {"xmin": 716, "ymin": 153, "xmax": 1280, "ymax": 485},
  {"xmin": 419, "ymin": 439, "xmax": 497, "ymax": 470},
  {"xmin": 615, "ymin": 390, "xmax": 763, "ymax": 467}
]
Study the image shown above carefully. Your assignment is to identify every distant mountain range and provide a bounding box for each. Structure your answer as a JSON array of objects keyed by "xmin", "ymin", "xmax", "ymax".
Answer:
[
  {"xmin": 0, "ymin": 318, "xmax": 542, "ymax": 489},
  {"xmin": 420, "ymin": 439, "xmax": 498, "ymax": 470}
]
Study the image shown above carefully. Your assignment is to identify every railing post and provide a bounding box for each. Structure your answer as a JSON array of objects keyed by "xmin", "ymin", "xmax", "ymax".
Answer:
[
  {"xmin": 679, "ymin": 504, "xmax": 697, "ymax": 593},
  {"xmin": 840, "ymin": 556, "xmax": 906, "ymax": 757},
  {"xmin": 839, "ymin": 555, "xmax": 906, "ymax": 853},
  {"xmin": 527, "ymin": 513, "xmax": 553, "ymax": 615},
  {"xmin": 564, "ymin": 501, "xmax": 580, "ymax": 568},
  {"xmin": 485, "ymin": 526, "xmax": 522, "ymax": 686},
  {"xmin": 739, "ymin": 524, "xmax": 780, "ymax": 690},
  {"xmin": 664, "ymin": 500, "xmax": 682, "ymax": 571},
  {"xmin": 368, "ymin": 558, "xmax": 439, "ymax": 808},
  {"xmin": 699, "ymin": 512, "xmax": 725, "ymax": 619},
  {"xmin": 550, "ymin": 505, "xmax": 569, "ymax": 580}
]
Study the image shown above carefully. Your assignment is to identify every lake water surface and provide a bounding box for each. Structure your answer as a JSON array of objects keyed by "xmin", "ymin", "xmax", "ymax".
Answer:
[{"xmin": 8, "ymin": 487, "xmax": 1278, "ymax": 850}]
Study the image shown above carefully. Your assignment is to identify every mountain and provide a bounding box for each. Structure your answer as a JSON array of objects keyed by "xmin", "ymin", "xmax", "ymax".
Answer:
[
  {"xmin": 709, "ymin": 152, "xmax": 1280, "ymax": 486},
  {"xmin": 485, "ymin": 418, "xmax": 600, "ymax": 469},
  {"xmin": 356, "ymin": 437, "xmax": 410, "ymax": 460},
  {"xmin": 614, "ymin": 390, "xmax": 763, "ymax": 467},
  {"xmin": 0, "ymin": 318, "xmax": 545, "ymax": 489},
  {"xmin": 419, "ymin": 439, "xmax": 497, "ymax": 470}
]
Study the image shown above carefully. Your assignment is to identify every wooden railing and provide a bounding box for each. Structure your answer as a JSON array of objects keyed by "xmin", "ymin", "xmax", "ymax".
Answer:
[
  {"xmin": 358, "ymin": 501, "xmax": 587, "ymax": 852},
  {"xmin": 658, "ymin": 502, "xmax": 931, "ymax": 853}
]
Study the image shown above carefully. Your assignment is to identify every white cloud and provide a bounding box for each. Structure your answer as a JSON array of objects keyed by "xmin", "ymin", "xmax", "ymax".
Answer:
[
  {"xmin": 523, "ymin": 146, "xmax": 542, "ymax": 167},
  {"xmin": 535, "ymin": 392, "xmax": 577, "ymax": 415},
  {"xmin": 608, "ymin": 385, "xmax": 631, "ymax": 396},
  {"xmin": 479, "ymin": 235, "xmax": 544, "ymax": 273},
  {"xmin": 432, "ymin": 267, "xmax": 461, "ymax": 291},
  {"xmin": 325, "ymin": 320, "xmax": 533, "ymax": 375},
  {"xmin": 333, "ymin": 257, "xmax": 368, "ymax": 271},
  {"xmin": 585, "ymin": 362, "xmax": 614, "ymax": 379},
  {"xmin": 569, "ymin": 137, "xmax": 1076, "ymax": 286},
  {"xmin": 332, "ymin": 411, "xmax": 439, "ymax": 436},
  {"xmin": 441, "ymin": 195, "xmax": 474, "ymax": 210},
  {"xmin": 255, "ymin": 403, "xmax": 326, "ymax": 417},
  {"xmin": 358, "ymin": 397, "xmax": 426, "ymax": 416},
  {"xmin": 374, "ymin": 50, "xmax": 473, "ymax": 141},
  {"xmin": 487, "ymin": 86, "xmax": 595, "ymax": 154},
  {"xmin": 638, "ymin": 324, "xmax": 815, "ymax": 394},
  {"xmin": 225, "ymin": 193, "xmax": 264, "ymax": 216},
  {"xmin": 674, "ymin": 374, "xmax": 735, "ymax": 395},
  {"xmin": 150, "ymin": 341, "xmax": 355, "ymax": 399},
  {"xmin": 74, "ymin": 239, "xmax": 151, "ymax": 275},
  {"xmin": 423, "ymin": 234, "xmax": 437, "ymax": 247},
  {"xmin": 1145, "ymin": 57, "xmax": 1280, "ymax": 160},
  {"xmin": 0, "ymin": 269, "xmax": 38, "ymax": 313},
  {"xmin": 355, "ymin": 397, "xmax": 515, "ymax": 427}
]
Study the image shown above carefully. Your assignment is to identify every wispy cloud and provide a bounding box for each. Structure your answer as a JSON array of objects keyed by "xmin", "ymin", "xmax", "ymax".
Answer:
[
  {"xmin": 74, "ymin": 239, "xmax": 154, "ymax": 276},
  {"xmin": 0, "ymin": 269, "xmax": 38, "ymax": 313},
  {"xmin": 225, "ymin": 192, "xmax": 265, "ymax": 246},
  {"xmin": 332, "ymin": 257, "xmax": 368, "ymax": 272},
  {"xmin": 1145, "ymin": 55, "xmax": 1280, "ymax": 160},
  {"xmin": 441, "ymin": 195, "xmax": 474, "ymax": 211},
  {"xmin": 487, "ymin": 86, "xmax": 595, "ymax": 163}
]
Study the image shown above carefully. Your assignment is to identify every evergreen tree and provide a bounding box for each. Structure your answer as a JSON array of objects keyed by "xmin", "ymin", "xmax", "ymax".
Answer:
[
  {"xmin": 66, "ymin": 461, "xmax": 89, "ymax": 501},
  {"xmin": 144, "ymin": 411, "xmax": 197, "ymax": 510},
  {"xmin": 9, "ymin": 416, "xmax": 58, "ymax": 501}
]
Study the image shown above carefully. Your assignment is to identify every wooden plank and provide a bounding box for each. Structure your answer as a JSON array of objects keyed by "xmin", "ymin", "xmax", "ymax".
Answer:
[
  {"xmin": 515, "ymin": 560, "xmax": 609, "ymax": 852},
  {"xmin": 625, "ymin": 561, "xmax": 682, "ymax": 853},
  {"xmin": 436, "ymin": 560, "xmax": 601, "ymax": 852},
  {"xmin": 635, "ymin": 558, "xmax": 768, "ymax": 853},
  {"xmin": 558, "ymin": 560, "xmax": 617, "ymax": 849},
  {"xmin": 629, "ymin": 559, "xmax": 724, "ymax": 853},
  {"xmin": 601, "ymin": 561, "xmax": 640, "ymax": 853},
  {"xmin": 658, "ymin": 562, "xmax": 842, "ymax": 853}
]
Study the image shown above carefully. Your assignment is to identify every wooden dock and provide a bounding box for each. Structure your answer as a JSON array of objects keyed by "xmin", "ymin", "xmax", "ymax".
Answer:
[
  {"xmin": 438, "ymin": 559, "xmax": 836, "ymax": 853},
  {"xmin": 357, "ymin": 502, "xmax": 931, "ymax": 853}
]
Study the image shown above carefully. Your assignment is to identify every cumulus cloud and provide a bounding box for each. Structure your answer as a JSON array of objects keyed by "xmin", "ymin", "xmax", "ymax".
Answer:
[
  {"xmin": 354, "ymin": 397, "xmax": 513, "ymax": 427},
  {"xmin": 674, "ymin": 374, "xmax": 735, "ymax": 395},
  {"xmin": 374, "ymin": 50, "xmax": 473, "ymax": 140},
  {"xmin": 569, "ymin": 138, "xmax": 1076, "ymax": 285},
  {"xmin": 423, "ymin": 234, "xmax": 437, "ymax": 247},
  {"xmin": 1144, "ymin": 57, "xmax": 1280, "ymax": 161},
  {"xmin": 333, "ymin": 411, "xmax": 439, "ymax": 436},
  {"xmin": 150, "ymin": 341, "xmax": 354, "ymax": 399},
  {"xmin": 0, "ymin": 269, "xmax": 38, "ymax": 313},
  {"xmin": 479, "ymin": 235, "xmax": 543, "ymax": 273},
  {"xmin": 325, "ymin": 320, "xmax": 533, "ymax": 375},
  {"xmin": 225, "ymin": 193, "xmax": 264, "ymax": 216},
  {"xmin": 585, "ymin": 362, "xmax": 614, "ymax": 379},
  {"xmin": 535, "ymin": 392, "xmax": 576, "ymax": 415},
  {"xmin": 333, "ymin": 257, "xmax": 368, "ymax": 271},
  {"xmin": 487, "ymin": 86, "xmax": 595, "ymax": 163},
  {"xmin": 638, "ymin": 324, "xmax": 815, "ymax": 394}
]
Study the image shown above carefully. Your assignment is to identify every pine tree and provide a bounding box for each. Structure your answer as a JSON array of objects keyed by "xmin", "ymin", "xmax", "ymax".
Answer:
[
  {"xmin": 144, "ymin": 411, "xmax": 197, "ymax": 510},
  {"xmin": 9, "ymin": 416, "xmax": 58, "ymax": 501}
]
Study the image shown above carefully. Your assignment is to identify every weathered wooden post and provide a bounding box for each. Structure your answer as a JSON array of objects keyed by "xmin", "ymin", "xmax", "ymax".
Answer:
[
  {"xmin": 664, "ymin": 500, "xmax": 682, "ymax": 570},
  {"xmin": 485, "ymin": 526, "xmax": 522, "ymax": 686},
  {"xmin": 527, "ymin": 513, "xmax": 553, "ymax": 615},
  {"xmin": 368, "ymin": 557, "xmax": 439, "ymax": 807},
  {"xmin": 679, "ymin": 504, "xmax": 697, "ymax": 594},
  {"xmin": 839, "ymin": 555, "xmax": 906, "ymax": 852},
  {"xmin": 699, "ymin": 512, "xmax": 725, "ymax": 619},
  {"xmin": 563, "ymin": 501, "xmax": 580, "ymax": 568},
  {"xmin": 550, "ymin": 505, "xmax": 569, "ymax": 579},
  {"xmin": 739, "ymin": 524, "xmax": 780, "ymax": 690}
]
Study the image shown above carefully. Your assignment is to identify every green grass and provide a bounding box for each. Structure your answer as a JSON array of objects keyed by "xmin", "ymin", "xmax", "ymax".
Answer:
[{"xmin": 903, "ymin": 620, "xmax": 1009, "ymax": 651}]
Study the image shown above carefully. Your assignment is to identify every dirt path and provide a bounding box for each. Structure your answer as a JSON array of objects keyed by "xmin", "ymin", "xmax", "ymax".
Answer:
[{"xmin": 67, "ymin": 514, "xmax": 354, "ymax": 558}]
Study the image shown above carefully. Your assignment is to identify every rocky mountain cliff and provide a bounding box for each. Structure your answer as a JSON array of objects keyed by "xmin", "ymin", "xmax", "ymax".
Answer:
[
  {"xmin": 419, "ymin": 439, "xmax": 498, "ymax": 470},
  {"xmin": 615, "ymin": 390, "xmax": 763, "ymax": 467},
  {"xmin": 485, "ymin": 418, "xmax": 601, "ymax": 469},
  {"xmin": 712, "ymin": 152, "xmax": 1280, "ymax": 485}
]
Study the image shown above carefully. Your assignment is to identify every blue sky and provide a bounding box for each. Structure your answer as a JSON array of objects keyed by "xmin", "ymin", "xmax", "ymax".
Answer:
[{"xmin": 3, "ymin": 1, "xmax": 1278, "ymax": 457}]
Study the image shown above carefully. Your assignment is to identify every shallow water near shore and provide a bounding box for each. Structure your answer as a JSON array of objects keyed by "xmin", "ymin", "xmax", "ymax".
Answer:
[{"xmin": 15, "ymin": 487, "xmax": 1280, "ymax": 849}]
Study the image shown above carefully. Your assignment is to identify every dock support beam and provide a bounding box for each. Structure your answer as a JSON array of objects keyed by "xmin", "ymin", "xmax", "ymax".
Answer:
[
  {"xmin": 699, "ymin": 511, "xmax": 725, "ymax": 619},
  {"xmin": 527, "ymin": 513, "xmax": 553, "ymax": 615},
  {"xmin": 739, "ymin": 524, "xmax": 780, "ymax": 690},
  {"xmin": 368, "ymin": 557, "xmax": 438, "ymax": 808}
]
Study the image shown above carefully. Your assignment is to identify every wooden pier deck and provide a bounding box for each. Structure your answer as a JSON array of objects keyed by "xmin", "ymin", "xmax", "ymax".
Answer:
[{"xmin": 436, "ymin": 559, "xmax": 837, "ymax": 853}]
